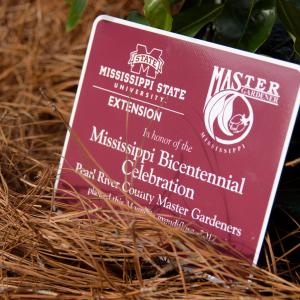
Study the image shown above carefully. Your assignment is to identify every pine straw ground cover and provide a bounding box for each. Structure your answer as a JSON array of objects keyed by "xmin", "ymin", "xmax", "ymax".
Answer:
[{"xmin": 0, "ymin": 1, "xmax": 300, "ymax": 299}]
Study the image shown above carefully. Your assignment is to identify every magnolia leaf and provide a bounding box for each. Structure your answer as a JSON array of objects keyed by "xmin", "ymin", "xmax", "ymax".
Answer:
[
  {"xmin": 127, "ymin": 11, "xmax": 150, "ymax": 25},
  {"xmin": 277, "ymin": 0, "xmax": 300, "ymax": 56},
  {"xmin": 214, "ymin": 0, "xmax": 276, "ymax": 52},
  {"xmin": 237, "ymin": 0, "xmax": 276, "ymax": 52},
  {"xmin": 66, "ymin": 0, "xmax": 88, "ymax": 32},
  {"xmin": 296, "ymin": 39, "xmax": 300, "ymax": 57},
  {"xmin": 173, "ymin": 1, "xmax": 224, "ymax": 37},
  {"xmin": 144, "ymin": 0, "xmax": 173, "ymax": 31}
]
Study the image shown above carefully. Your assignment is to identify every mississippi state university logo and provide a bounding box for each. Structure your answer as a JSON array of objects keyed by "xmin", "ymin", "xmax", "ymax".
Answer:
[
  {"xmin": 128, "ymin": 44, "xmax": 164, "ymax": 79},
  {"xmin": 202, "ymin": 65, "xmax": 280, "ymax": 152}
]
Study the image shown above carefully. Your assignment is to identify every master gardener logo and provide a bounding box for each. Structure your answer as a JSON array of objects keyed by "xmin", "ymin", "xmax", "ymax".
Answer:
[
  {"xmin": 204, "ymin": 90, "xmax": 254, "ymax": 145},
  {"xmin": 202, "ymin": 65, "xmax": 280, "ymax": 154},
  {"xmin": 128, "ymin": 44, "xmax": 164, "ymax": 79}
]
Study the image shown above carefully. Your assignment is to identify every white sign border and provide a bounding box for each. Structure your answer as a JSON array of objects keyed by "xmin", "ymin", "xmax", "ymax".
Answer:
[{"xmin": 54, "ymin": 14, "xmax": 300, "ymax": 265}]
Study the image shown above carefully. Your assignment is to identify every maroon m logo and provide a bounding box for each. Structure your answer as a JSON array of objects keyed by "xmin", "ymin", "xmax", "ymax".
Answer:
[{"xmin": 128, "ymin": 44, "xmax": 164, "ymax": 79}]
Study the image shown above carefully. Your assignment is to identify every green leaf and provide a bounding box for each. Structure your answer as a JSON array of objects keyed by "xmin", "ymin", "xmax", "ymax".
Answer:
[
  {"xmin": 180, "ymin": 0, "xmax": 202, "ymax": 9},
  {"xmin": 295, "ymin": 39, "xmax": 300, "ymax": 57},
  {"xmin": 277, "ymin": 0, "xmax": 300, "ymax": 56},
  {"xmin": 127, "ymin": 11, "xmax": 150, "ymax": 26},
  {"xmin": 214, "ymin": 0, "xmax": 276, "ymax": 52},
  {"xmin": 144, "ymin": 0, "xmax": 173, "ymax": 31},
  {"xmin": 170, "ymin": 0, "xmax": 184, "ymax": 3},
  {"xmin": 66, "ymin": 0, "xmax": 88, "ymax": 32},
  {"xmin": 173, "ymin": 1, "xmax": 224, "ymax": 37},
  {"xmin": 238, "ymin": 1, "xmax": 276, "ymax": 52}
]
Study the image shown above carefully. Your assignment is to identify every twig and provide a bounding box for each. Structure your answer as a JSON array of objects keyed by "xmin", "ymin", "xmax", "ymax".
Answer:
[{"xmin": 285, "ymin": 157, "xmax": 300, "ymax": 167}]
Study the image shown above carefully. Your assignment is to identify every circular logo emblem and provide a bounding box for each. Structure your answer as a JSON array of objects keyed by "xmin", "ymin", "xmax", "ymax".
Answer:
[{"xmin": 204, "ymin": 90, "xmax": 253, "ymax": 145}]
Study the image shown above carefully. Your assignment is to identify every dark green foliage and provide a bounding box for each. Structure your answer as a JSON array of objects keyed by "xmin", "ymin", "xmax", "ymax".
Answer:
[
  {"xmin": 66, "ymin": 0, "xmax": 88, "ymax": 32},
  {"xmin": 137, "ymin": 0, "xmax": 299, "ymax": 56},
  {"xmin": 127, "ymin": 11, "xmax": 150, "ymax": 26},
  {"xmin": 144, "ymin": 0, "xmax": 173, "ymax": 30},
  {"xmin": 277, "ymin": 0, "xmax": 300, "ymax": 55},
  {"xmin": 214, "ymin": 0, "xmax": 276, "ymax": 52},
  {"xmin": 173, "ymin": 1, "xmax": 224, "ymax": 37},
  {"xmin": 65, "ymin": 0, "xmax": 300, "ymax": 56}
]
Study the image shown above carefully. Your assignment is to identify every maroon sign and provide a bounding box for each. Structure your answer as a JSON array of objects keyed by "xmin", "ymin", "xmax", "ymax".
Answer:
[{"xmin": 55, "ymin": 15, "xmax": 300, "ymax": 264}]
